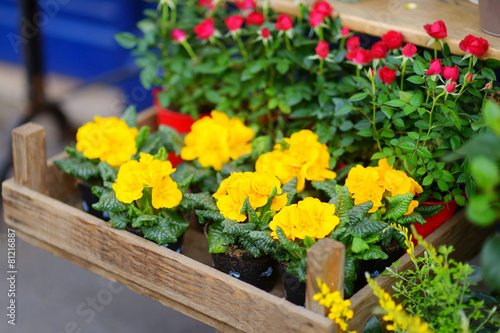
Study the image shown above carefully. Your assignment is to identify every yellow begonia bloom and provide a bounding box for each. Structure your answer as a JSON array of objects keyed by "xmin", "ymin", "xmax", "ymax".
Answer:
[
  {"xmin": 151, "ymin": 176, "xmax": 182, "ymax": 209},
  {"xmin": 255, "ymin": 129, "xmax": 336, "ymax": 193},
  {"xmin": 384, "ymin": 169, "xmax": 412, "ymax": 197},
  {"xmin": 249, "ymin": 172, "xmax": 283, "ymax": 208},
  {"xmin": 76, "ymin": 116, "xmax": 138, "ymax": 167},
  {"xmin": 298, "ymin": 197, "xmax": 339, "ymax": 239},
  {"xmin": 352, "ymin": 182, "xmax": 385, "ymax": 213},
  {"xmin": 345, "ymin": 165, "xmax": 380, "ymax": 196},
  {"xmin": 269, "ymin": 204, "xmax": 300, "ymax": 240},
  {"xmin": 216, "ymin": 187, "xmax": 248, "ymax": 222},
  {"xmin": 113, "ymin": 160, "xmax": 144, "ymax": 203},
  {"xmin": 143, "ymin": 160, "xmax": 176, "ymax": 187},
  {"xmin": 180, "ymin": 111, "xmax": 254, "ymax": 171}
]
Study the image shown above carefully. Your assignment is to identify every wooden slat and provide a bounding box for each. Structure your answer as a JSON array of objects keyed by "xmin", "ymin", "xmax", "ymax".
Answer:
[
  {"xmin": 12, "ymin": 122, "xmax": 47, "ymax": 194},
  {"xmin": 306, "ymin": 239, "xmax": 345, "ymax": 317},
  {"xmin": 269, "ymin": 0, "xmax": 500, "ymax": 59},
  {"xmin": 2, "ymin": 178, "xmax": 335, "ymax": 333},
  {"xmin": 347, "ymin": 209, "xmax": 495, "ymax": 330}
]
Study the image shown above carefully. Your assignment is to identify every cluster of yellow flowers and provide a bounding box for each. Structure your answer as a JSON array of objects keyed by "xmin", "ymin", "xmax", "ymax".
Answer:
[
  {"xmin": 269, "ymin": 197, "xmax": 339, "ymax": 241},
  {"xmin": 391, "ymin": 223, "xmax": 415, "ymax": 263},
  {"xmin": 113, "ymin": 153, "xmax": 182, "ymax": 209},
  {"xmin": 180, "ymin": 111, "xmax": 255, "ymax": 171},
  {"xmin": 313, "ymin": 278, "xmax": 355, "ymax": 332},
  {"xmin": 345, "ymin": 159, "xmax": 423, "ymax": 214},
  {"xmin": 367, "ymin": 277, "xmax": 432, "ymax": 333},
  {"xmin": 255, "ymin": 129, "xmax": 337, "ymax": 193},
  {"xmin": 213, "ymin": 171, "xmax": 288, "ymax": 222},
  {"xmin": 76, "ymin": 116, "xmax": 138, "ymax": 167}
]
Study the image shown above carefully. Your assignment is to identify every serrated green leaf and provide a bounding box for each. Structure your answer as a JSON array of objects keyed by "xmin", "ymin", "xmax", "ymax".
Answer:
[
  {"xmin": 142, "ymin": 224, "xmax": 177, "ymax": 245},
  {"xmin": 352, "ymin": 237, "xmax": 370, "ymax": 253},
  {"xmin": 348, "ymin": 202, "xmax": 373, "ymax": 224},
  {"xmin": 276, "ymin": 226, "xmax": 306, "ymax": 258},
  {"xmin": 397, "ymin": 212, "xmax": 427, "ymax": 225},
  {"xmin": 157, "ymin": 125, "xmax": 184, "ymax": 155},
  {"xmin": 406, "ymin": 75, "xmax": 425, "ymax": 84},
  {"xmin": 92, "ymin": 189, "xmax": 128, "ymax": 213},
  {"xmin": 181, "ymin": 192, "xmax": 218, "ymax": 211},
  {"xmin": 221, "ymin": 218, "xmax": 256, "ymax": 236},
  {"xmin": 385, "ymin": 193, "xmax": 414, "ymax": 220},
  {"xmin": 416, "ymin": 146, "xmax": 433, "ymax": 159},
  {"xmin": 351, "ymin": 218, "xmax": 387, "ymax": 238},
  {"xmin": 108, "ymin": 211, "xmax": 131, "ymax": 229},
  {"xmin": 311, "ymin": 179, "xmax": 337, "ymax": 199},
  {"xmin": 158, "ymin": 210, "xmax": 189, "ymax": 237},
  {"xmin": 195, "ymin": 209, "xmax": 225, "ymax": 224},
  {"xmin": 98, "ymin": 162, "xmax": 117, "ymax": 182},
  {"xmin": 335, "ymin": 186, "xmax": 353, "ymax": 227},
  {"xmin": 207, "ymin": 222, "xmax": 237, "ymax": 253},
  {"xmin": 241, "ymin": 197, "xmax": 260, "ymax": 226},
  {"xmin": 344, "ymin": 254, "xmax": 359, "ymax": 281},
  {"xmin": 414, "ymin": 204, "xmax": 444, "ymax": 217},
  {"xmin": 384, "ymin": 99, "xmax": 407, "ymax": 107},
  {"xmin": 122, "ymin": 105, "xmax": 138, "ymax": 128},
  {"xmin": 54, "ymin": 158, "xmax": 100, "ymax": 182},
  {"xmin": 354, "ymin": 245, "xmax": 389, "ymax": 260}
]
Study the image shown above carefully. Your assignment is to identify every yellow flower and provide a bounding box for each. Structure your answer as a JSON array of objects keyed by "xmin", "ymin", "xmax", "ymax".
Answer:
[
  {"xmin": 405, "ymin": 200, "xmax": 419, "ymax": 215},
  {"xmin": 248, "ymin": 172, "xmax": 283, "ymax": 208},
  {"xmin": 269, "ymin": 204, "xmax": 300, "ymax": 240},
  {"xmin": 345, "ymin": 165, "xmax": 380, "ymax": 196},
  {"xmin": 143, "ymin": 160, "xmax": 176, "ymax": 187},
  {"xmin": 271, "ymin": 193, "xmax": 288, "ymax": 212},
  {"xmin": 113, "ymin": 160, "xmax": 144, "ymax": 203},
  {"xmin": 298, "ymin": 197, "xmax": 339, "ymax": 239},
  {"xmin": 151, "ymin": 176, "xmax": 182, "ymax": 209},
  {"xmin": 352, "ymin": 182, "xmax": 385, "ymax": 213},
  {"xmin": 76, "ymin": 116, "xmax": 138, "ymax": 167},
  {"xmin": 314, "ymin": 278, "xmax": 354, "ymax": 332},
  {"xmin": 383, "ymin": 169, "xmax": 412, "ymax": 197},
  {"xmin": 216, "ymin": 186, "xmax": 248, "ymax": 222},
  {"xmin": 409, "ymin": 178, "xmax": 424, "ymax": 196},
  {"xmin": 180, "ymin": 111, "xmax": 254, "ymax": 171}
]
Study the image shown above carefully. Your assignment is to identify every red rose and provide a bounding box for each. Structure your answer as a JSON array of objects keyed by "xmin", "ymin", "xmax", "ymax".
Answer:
[
  {"xmin": 445, "ymin": 83, "xmax": 456, "ymax": 93},
  {"xmin": 198, "ymin": 0, "xmax": 215, "ymax": 11},
  {"xmin": 170, "ymin": 29, "xmax": 187, "ymax": 43},
  {"xmin": 381, "ymin": 30, "xmax": 404, "ymax": 49},
  {"xmin": 245, "ymin": 11, "xmax": 265, "ymax": 26},
  {"xmin": 346, "ymin": 48, "xmax": 373, "ymax": 65},
  {"xmin": 378, "ymin": 66, "xmax": 397, "ymax": 85},
  {"xmin": 442, "ymin": 65, "xmax": 459, "ymax": 82},
  {"xmin": 260, "ymin": 27, "xmax": 271, "ymax": 39},
  {"xmin": 308, "ymin": 10, "xmax": 324, "ymax": 28},
  {"xmin": 341, "ymin": 26, "xmax": 350, "ymax": 37},
  {"xmin": 235, "ymin": 0, "xmax": 256, "ymax": 11},
  {"xmin": 402, "ymin": 42, "xmax": 417, "ymax": 58},
  {"xmin": 312, "ymin": 1, "xmax": 333, "ymax": 18},
  {"xmin": 423, "ymin": 20, "xmax": 447, "ymax": 39},
  {"xmin": 459, "ymin": 34, "xmax": 489, "ymax": 57},
  {"xmin": 194, "ymin": 17, "xmax": 215, "ymax": 39},
  {"xmin": 425, "ymin": 59, "xmax": 442, "ymax": 76},
  {"xmin": 315, "ymin": 40, "xmax": 329, "ymax": 59},
  {"xmin": 275, "ymin": 14, "xmax": 293, "ymax": 31},
  {"xmin": 224, "ymin": 15, "xmax": 244, "ymax": 31},
  {"xmin": 346, "ymin": 36, "xmax": 360, "ymax": 51},
  {"xmin": 371, "ymin": 41, "xmax": 387, "ymax": 59}
]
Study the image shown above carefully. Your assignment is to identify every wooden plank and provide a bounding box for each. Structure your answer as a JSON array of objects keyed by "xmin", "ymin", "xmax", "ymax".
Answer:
[
  {"xmin": 347, "ymin": 209, "xmax": 495, "ymax": 330},
  {"xmin": 306, "ymin": 239, "xmax": 345, "ymax": 317},
  {"xmin": 12, "ymin": 122, "xmax": 47, "ymax": 194},
  {"xmin": 2, "ymin": 178, "xmax": 335, "ymax": 333},
  {"xmin": 269, "ymin": 0, "xmax": 500, "ymax": 59}
]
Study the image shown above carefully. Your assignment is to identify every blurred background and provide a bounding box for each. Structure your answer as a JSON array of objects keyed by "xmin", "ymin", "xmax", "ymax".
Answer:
[{"xmin": 0, "ymin": 0, "xmax": 213, "ymax": 331}]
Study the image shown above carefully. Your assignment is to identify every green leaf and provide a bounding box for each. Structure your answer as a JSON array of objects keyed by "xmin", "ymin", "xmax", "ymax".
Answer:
[
  {"xmin": 207, "ymin": 222, "xmax": 237, "ymax": 253},
  {"xmin": 358, "ymin": 128, "xmax": 373, "ymax": 137},
  {"xmin": 251, "ymin": 135, "xmax": 272, "ymax": 161},
  {"xmin": 221, "ymin": 218, "xmax": 256, "ymax": 236},
  {"xmin": 114, "ymin": 32, "xmax": 137, "ymax": 49},
  {"xmin": 311, "ymin": 180, "xmax": 337, "ymax": 199},
  {"xmin": 351, "ymin": 218, "xmax": 387, "ymax": 238},
  {"xmin": 276, "ymin": 61, "xmax": 290, "ymax": 74},
  {"xmin": 413, "ymin": 60, "xmax": 427, "ymax": 75},
  {"xmin": 352, "ymin": 237, "xmax": 370, "ymax": 253},
  {"xmin": 181, "ymin": 192, "xmax": 218, "ymax": 211},
  {"xmin": 195, "ymin": 209, "xmax": 225, "ymax": 224},
  {"xmin": 159, "ymin": 210, "xmax": 189, "ymax": 237},
  {"xmin": 481, "ymin": 236, "xmax": 500, "ymax": 290},
  {"xmin": 448, "ymin": 107, "xmax": 462, "ymax": 131},
  {"xmin": 362, "ymin": 316, "xmax": 383, "ymax": 333},
  {"xmin": 157, "ymin": 125, "xmax": 184, "ymax": 155},
  {"xmin": 381, "ymin": 106, "xmax": 394, "ymax": 119},
  {"xmin": 135, "ymin": 126, "xmax": 150, "ymax": 151},
  {"xmin": 399, "ymin": 141, "xmax": 416, "ymax": 153},
  {"xmin": 354, "ymin": 245, "xmax": 388, "ymax": 260},
  {"xmin": 398, "ymin": 90, "xmax": 413, "ymax": 102},
  {"xmin": 406, "ymin": 75, "xmax": 425, "ymax": 85},
  {"xmin": 287, "ymin": 257, "xmax": 307, "ymax": 283},
  {"xmin": 108, "ymin": 211, "xmax": 131, "ymax": 229},
  {"xmin": 53, "ymin": 158, "xmax": 100, "ymax": 182},
  {"xmin": 410, "ymin": 93, "xmax": 423, "ymax": 107},
  {"xmin": 132, "ymin": 214, "xmax": 157, "ymax": 228},
  {"xmin": 92, "ymin": 189, "xmax": 128, "ymax": 213},
  {"xmin": 398, "ymin": 212, "xmax": 427, "ymax": 225},
  {"xmin": 276, "ymin": 226, "xmax": 306, "ymax": 258},
  {"xmin": 349, "ymin": 92, "xmax": 368, "ymax": 102},
  {"xmin": 422, "ymin": 175, "xmax": 433, "ymax": 186},
  {"xmin": 384, "ymin": 99, "xmax": 406, "ymax": 107},
  {"xmin": 416, "ymin": 146, "xmax": 433, "ymax": 159},
  {"xmin": 385, "ymin": 193, "xmax": 414, "ymax": 220},
  {"xmin": 334, "ymin": 186, "xmax": 353, "ymax": 227},
  {"xmin": 241, "ymin": 197, "xmax": 260, "ymax": 226},
  {"xmin": 98, "ymin": 162, "xmax": 117, "ymax": 182},
  {"xmin": 142, "ymin": 223, "xmax": 177, "ymax": 245},
  {"xmin": 414, "ymin": 204, "xmax": 444, "ymax": 217},
  {"xmin": 348, "ymin": 202, "xmax": 373, "ymax": 225},
  {"xmin": 122, "ymin": 105, "xmax": 138, "ymax": 128},
  {"xmin": 344, "ymin": 254, "xmax": 359, "ymax": 281},
  {"xmin": 437, "ymin": 179, "xmax": 449, "ymax": 191}
]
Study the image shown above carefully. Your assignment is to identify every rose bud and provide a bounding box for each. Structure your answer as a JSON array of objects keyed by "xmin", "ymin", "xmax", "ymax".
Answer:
[
  {"xmin": 275, "ymin": 13, "xmax": 294, "ymax": 31},
  {"xmin": 224, "ymin": 14, "xmax": 244, "ymax": 32},
  {"xmin": 312, "ymin": 1, "xmax": 333, "ymax": 18},
  {"xmin": 260, "ymin": 27, "xmax": 271, "ymax": 39},
  {"xmin": 381, "ymin": 30, "xmax": 404, "ymax": 49},
  {"xmin": 423, "ymin": 20, "xmax": 447, "ymax": 39},
  {"xmin": 442, "ymin": 65, "xmax": 460, "ymax": 82},
  {"xmin": 378, "ymin": 66, "xmax": 397, "ymax": 85},
  {"xmin": 465, "ymin": 73, "xmax": 474, "ymax": 83},
  {"xmin": 308, "ymin": 10, "xmax": 324, "ymax": 28},
  {"xmin": 315, "ymin": 40, "xmax": 329, "ymax": 59},
  {"xmin": 341, "ymin": 26, "xmax": 350, "ymax": 37},
  {"xmin": 346, "ymin": 48, "xmax": 373, "ymax": 65},
  {"xmin": 245, "ymin": 11, "xmax": 265, "ymax": 26},
  {"xmin": 235, "ymin": 0, "xmax": 256, "ymax": 11},
  {"xmin": 425, "ymin": 59, "xmax": 442, "ymax": 76},
  {"xmin": 371, "ymin": 41, "xmax": 388, "ymax": 59},
  {"xmin": 485, "ymin": 82, "xmax": 492, "ymax": 89},
  {"xmin": 459, "ymin": 34, "xmax": 489, "ymax": 57},
  {"xmin": 170, "ymin": 29, "xmax": 187, "ymax": 43},
  {"xmin": 402, "ymin": 43, "xmax": 417, "ymax": 58},
  {"xmin": 346, "ymin": 36, "xmax": 360, "ymax": 51},
  {"xmin": 194, "ymin": 17, "xmax": 215, "ymax": 39},
  {"xmin": 445, "ymin": 82, "xmax": 456, "ymax": 93}
]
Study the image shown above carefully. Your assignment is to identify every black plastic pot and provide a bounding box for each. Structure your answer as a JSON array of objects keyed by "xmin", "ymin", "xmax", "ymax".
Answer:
[
  {"xmin": 212, "ymin": 248, "xmax": 278, "ymax": 291},
  {"xmin": 279, "ymin": 262, "xmax": 306, "ymax": 306},
  {"xmin": 77, "ymin": 182, "xmax": 109, "ymax": 221},
  {"xmin": 125, "ymin": 225, "xmax": 184, "ymax": 253}
]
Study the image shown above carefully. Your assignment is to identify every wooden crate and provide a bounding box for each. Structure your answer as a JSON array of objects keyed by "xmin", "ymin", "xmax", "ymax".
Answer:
[{"xmin": 2, "ymin": 108, "xmax": 493, "ymax": 332}]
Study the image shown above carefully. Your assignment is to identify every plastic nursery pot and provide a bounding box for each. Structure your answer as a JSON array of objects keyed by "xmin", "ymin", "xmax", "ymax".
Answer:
[
  {"xmin": 152, "ymin": 88, "xmax": 196, "ymax": 167},
  {"xmin": 125, "ymin": 225, "xmax": 185, "ymax": 253},
  {"xmin": 479, "ymin": 0, "xmax": 500, "ymax": 36},
  {"xmin": 77, "ymin": 182, "xmax": 110, "ymax": 221},
  {"xmin": 412, "ymin": 199, "xmax": 458, "ymax": 243},
  {"xmin": 211, "ymin": 247, "xmax": 279, "ymax": 292},
  {"xmin": 279, "ymin": 262, "xmax": 306, "ymax": 306}
]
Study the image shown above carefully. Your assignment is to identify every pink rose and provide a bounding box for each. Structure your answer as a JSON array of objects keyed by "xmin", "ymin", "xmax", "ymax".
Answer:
[
  {"xmin": 308, "ymin": 10, "xmax": 324, "ymax": 28},
  {"xmin": 194, "ymin": 18, "xmax": 215, "ymax": 40},
  {"xmin": 260, "ymin": 27, "xmax": 271, "ymax": 39},
  {"xmin": 459, "ymin": 34, "xmax": 489, "ymax": 57},
  {"xmin": 378, "ymin": 66, "xmax": 397, "ymax": 85},
  {"xmin": 465, "ymin": 73, "xmax": 474, "ymax": 83},
  {"xmin": 381, "ymin": 30, "xmax": 404, "ymax": 49},
  {"xmin": 198, "ymin": 0, "xmax": 215, "ymax": 11},
  {"xmin": 423, "ymin": 20, "xmax": 447, "ymax": 39},
  {"xmin": 341, "ymin": 26, "xmax": 350, "ymax": 37},
  {"xmin": 235, "ymin": 0, "xmax": 256, "ymax": 11},
  {"xmin": 315, "ymin": 40, "xmax": 329, "ymax": 59},
  {"xmin": 245, "ymin": 11, "xmax": 265, "ymax": 26},
  {"xmin": 371, "ymin": 41, "xmax": 387, "ymax": 59},
  {"xmin": 425, "ymin": 59, "xmax": 442, "ymax": 76},
  {"xmin": 485, "ymin": 82, "xmax": 492, "ymax": 89},
  {"xmin": 170, "ymin": 29, "xmax": 187, "ymax": 43},
  {"xmin": 312, "ymin": 1, "xmax": 333, "ymax": 18},
  {"xmin": 445, "ymin": 83, "xmax": 456, "ymax": 93},
  {"xmin": 402, "ymin": 42, "xmax": 417, "ymax": 58},
  {"xmin": 442, "ymin": 65, "xmax": 459, "ymax": 82},
  {"xmin": 346, "ymin": 36, "xmax": 360, "ymax": 51},
  {"xmin": 346, "ymin": 48, "xmax": 373, "ymax": 65},
  {"xmin": 275, "ymin": 14, "xmax": 293, "ymax": 31},
  {"xmin": 224, "ymin": 14, "xmax": 244, "ymax": 31}
]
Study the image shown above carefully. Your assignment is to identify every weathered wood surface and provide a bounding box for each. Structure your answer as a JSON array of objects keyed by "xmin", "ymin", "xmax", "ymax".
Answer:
[
  {"xmin": 269, "ymin": 0, "xmax": 500, "ymax": 59},
  {"xmin": 2, "ymin": 179, "xmax": 335, "ymax": 333},
  {"xmin": 306, "ymin": 239, "xmax": 345, "ymax": 316}
]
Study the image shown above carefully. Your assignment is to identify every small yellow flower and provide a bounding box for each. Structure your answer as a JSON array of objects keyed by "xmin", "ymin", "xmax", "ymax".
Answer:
[
  {"xmin": 383, "ymin": 169, "xmax": 412, "ymax": 197},
  {"xmin": 151, "ymin": 176, "xmax": 182, "ymax": 209},
  {"xmin": 113, "ymin": 160, "xmax": 144, "ymax": 203},
  {"xmin": 297, "ymin": 197, "xmax": 339, "ymax": 239},
  {"xmin": 352, "ymin": 182, "xmax": 385, "ymax": 213},
  {"xmin": 345, "ymin": 165, "xmax": 380, "ymax": 196},
  {"xmin": 314, "ymin": 278, "xmax": 354, "ymax": 332},
  {"xmin": 143, "ymin": 159, "xmax": 176, "ymax": 187},
  {"xmin": 216, "ymin": 187, "xmax": 249, "ymax": 222},
  {"xmin": 269, "ymin": 204, "xmax": 300, "ymax": 240}
]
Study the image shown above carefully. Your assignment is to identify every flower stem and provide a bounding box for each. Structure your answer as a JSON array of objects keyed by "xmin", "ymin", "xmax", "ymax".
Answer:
[
  {"xmin": 400, "ymin": 61, "xmax": 407, "ymax": 91},
  {"xmin": 236, "ymin": 34, "xmax": 248, "ymax": 62},
  {"xmin": 428, "ymin": 92, "xmax": 445, "ymax": 135},
  {"xmin": 355, "ymin": 66, "xmax": 360, "ymax": 77},
  {"xmin": 468, "ymin": 56, "xmax": 473, "ymax": 73},
  {"xmin": 372, "ymin": 78, "xmax": 382, "ymax": 152},
  {"xmin": 170, "ymin": 0, "xmax": 177, "ymax": 27},
  {"xmin": 319, "ymin": 58, "xmax": 324, "ymax": 75},
  {"xmin": 181, "ymin": 40, "xmax": 198, "ymax": 61},
  {"xmin": 434, "ymin": 40, "xmax": 438, "ymax": 59},
  {"xmin": 285, "ymin": 34, "xmax": 292, "ymax": 52},
  {"xmin": 339, "ymin": 38, "xmax": 346, "ymax": 51},
  {"xmin": 213, "ymin": 38, "xmax": 227, "ymax": 52},
  {"xmin": 298, "ymin": 3, "xmax": 303, "ymax": 24}
]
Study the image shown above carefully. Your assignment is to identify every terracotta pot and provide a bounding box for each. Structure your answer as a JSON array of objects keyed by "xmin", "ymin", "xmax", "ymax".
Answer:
[
  {"xmin": 125, "ymin": 225, "xmax": 184, "ymax": 253},
  {"xmin": 211, "ymin": 248, "xmax": 279, "ymax": 291},
  {"xmin": 279, "ymin": 262, "xmax": 306, "ymax": 306},
  {"xmin": 479, "ymin": 0, "xmax": 500, "ymax": 36},
  {"xmin": 77, "ymin": 182, "xmax": 109, "ymax": 221},
  {"xmin": 413, "ymin": 199, "xmax": 458, "ymax": 243}
]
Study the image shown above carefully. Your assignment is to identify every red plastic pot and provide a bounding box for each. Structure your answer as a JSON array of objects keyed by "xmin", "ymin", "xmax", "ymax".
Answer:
[
  {"xmin": 412, "ymin": 199, "xmax": 458, "ymax": 244},
  {"xmin": 152, "ymin": 88, "xmax": 197, "ymax": 167}
]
